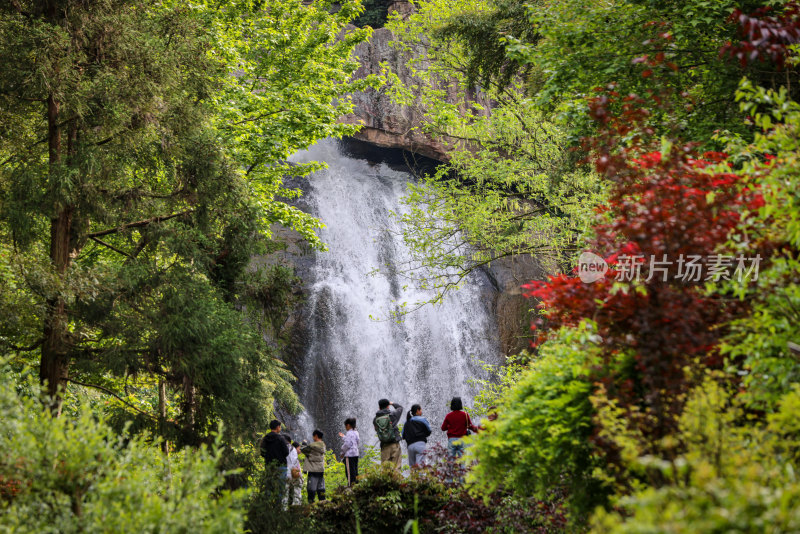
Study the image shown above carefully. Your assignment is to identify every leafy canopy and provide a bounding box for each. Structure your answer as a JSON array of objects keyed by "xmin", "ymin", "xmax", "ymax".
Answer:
[{"xmin": 0, "ymin": 0, "xmax": 378, "ymax": 445}]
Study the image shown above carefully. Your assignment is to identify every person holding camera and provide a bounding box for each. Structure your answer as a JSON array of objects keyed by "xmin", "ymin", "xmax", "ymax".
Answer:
[{"xmin": 373, "ymin": 399, "xmax": 404, "ymax": 470}]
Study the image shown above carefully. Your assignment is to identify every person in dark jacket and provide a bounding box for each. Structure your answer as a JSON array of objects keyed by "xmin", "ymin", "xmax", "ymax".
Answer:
[
  {"xmin": 402, "ymin": 404, "xmax": 431, "ymax": 467},
  {"xmin": 373, "ymin": 399, "xmax": 404, "ymax": 470},
  {"xmin": 441, "ymin": 397, "xmax": 478, "ymax": 459},
  {"xmin": 260, "ymin": 419, "xmax": 290, "ymax": 500}
]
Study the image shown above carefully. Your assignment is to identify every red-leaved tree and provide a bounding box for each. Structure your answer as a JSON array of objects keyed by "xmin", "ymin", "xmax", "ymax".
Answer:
[
  {"xmin": 523, "ymin": 82, "xmax": 767, "ymax": 453},
  {"xmin": 722, "ymin": 2, "xmax": 800, "ymax": 69}
]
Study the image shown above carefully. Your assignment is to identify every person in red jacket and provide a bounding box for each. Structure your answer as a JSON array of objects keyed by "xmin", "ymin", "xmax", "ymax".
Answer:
[{"xmin": 441, "ymin": 396, "xmax": 478, "ymax": 459}]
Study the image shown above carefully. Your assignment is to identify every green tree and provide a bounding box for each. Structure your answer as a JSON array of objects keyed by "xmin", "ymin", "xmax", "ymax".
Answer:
[
  {"xmin": 382, "ymin": 0, "xmax": 798, "ymax": 306},
  {"xmin": 719, "ymin": 80, "xmax": 800, "ymax": 412},
  {"xmin": 591, "ymin": 378, "xmax": 800, "ymax": 533},
  {"xmin": 384, "ymin": 0, "xmax": 601, "ymax": 305},
  {"xmin": 466, "ymin": 323, "xmax": 608, "ymax": 516},
  {"xmin": 440, "ymin": 0, "xmax": 787, "ymax": 142},
  {"xmin": 0, "ymin": 0, "xmax": 378, "ymax": 445}
]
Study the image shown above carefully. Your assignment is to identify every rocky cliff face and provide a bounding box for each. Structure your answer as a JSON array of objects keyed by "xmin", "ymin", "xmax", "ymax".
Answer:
[
  {"xmin": 342, "ymin": 25, "xmax": 451, "ymax": 160},
  {"xmin": 484, "ymin": 255, "xmax": 552, "ymax": 356},
  {"xmin": 341, "ymin": 1, "xmax": 492, "ymax": 161}
]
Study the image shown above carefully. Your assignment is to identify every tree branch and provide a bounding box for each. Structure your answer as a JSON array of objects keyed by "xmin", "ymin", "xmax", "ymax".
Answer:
[
  {"xmin": 123, "ymin": 235, "xmax": 150, "ymax": 265},
  {"xmin": 90, "ymin": 236, "xmax": 131, "ymax": 257},
  {"xmin": 65, "ymin": 378, "xmax": 164, "ymax": 421},
  {"xmin": 87, "ymin": 210, "xmax": 193, "ymax": 238},
  {"xmin": 1, "ymin": 338, "xmax": 44, "ymax": 352}
]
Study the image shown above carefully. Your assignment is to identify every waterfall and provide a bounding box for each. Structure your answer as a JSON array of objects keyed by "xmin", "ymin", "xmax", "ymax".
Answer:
[{"xmin": 287, "ymin": 139, "xmax": 500, "ymax": 451}]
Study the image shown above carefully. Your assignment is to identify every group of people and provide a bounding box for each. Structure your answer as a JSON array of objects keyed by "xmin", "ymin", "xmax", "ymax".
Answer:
[
  {"xmin": 260, "ymin": 396, "xmax": 494, "ymax": 506},
  {"xmin": 374, "ymin": 396, "xmax": 489, "ymax": 471},
  {"xmin": 260, "ymin": 417, "xmax": 360, "ymax": 507}
]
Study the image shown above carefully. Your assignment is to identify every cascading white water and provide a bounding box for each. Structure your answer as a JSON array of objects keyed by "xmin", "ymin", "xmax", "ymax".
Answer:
[{"xmin": 288, "ymin": 139, "xmax": 500, "ymax": 450}]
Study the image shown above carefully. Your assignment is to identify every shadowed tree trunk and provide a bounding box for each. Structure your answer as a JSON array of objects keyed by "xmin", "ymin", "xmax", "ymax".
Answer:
[
  {"xmin": 159, "ymin": 378, "xmax": 169, "ymax": 453},
  {"xmin": 40, "ymin": 90, "xmax": 73, "ymax": 413}
]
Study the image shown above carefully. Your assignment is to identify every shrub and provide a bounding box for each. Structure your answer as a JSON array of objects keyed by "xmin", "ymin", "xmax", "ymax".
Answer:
[
  {"xmin": 0, "ymin": 365, "xmax": 247, "ymax": 533},
  {"xmin": 320, "ymin": 445, "xmax": 383, "ymax": 495},
  {"xmin": 718, "ymin": 80, "xmax": 800, "ymax": 413},
  {"xmin": 309, "ymin": 464, "xmax": 448, "ymax": 533},
  {"xmin": 244, "ymin": 464, "xmax": 312, "ymax": 534},
  {"xmin": 591, "ymin": 379, "xmax": 800, "ymax": 532},
  {"xmin": 306, "ymin": 445, "xmax": 568, "ymax": 533},
  {"xmin": 243, "ymin": 444, "xmax": 385, "ymax": 533},
  {"xmin": 467, "ymin": 323, "xmax": 608, "ymax": 518}
]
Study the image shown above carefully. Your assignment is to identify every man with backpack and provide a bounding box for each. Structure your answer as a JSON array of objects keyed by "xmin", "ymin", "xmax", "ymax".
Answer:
[{"xmin": 373, "ymin": 399, "xmax": 404, "ymax": 470}]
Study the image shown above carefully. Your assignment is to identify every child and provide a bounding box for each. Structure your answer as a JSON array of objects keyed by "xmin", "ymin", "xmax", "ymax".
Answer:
[
  {"xmin": 285, "ymin": 441, "xmax": 303, "ymax": 507},
  {"xmin": 338, "ymin": 417, "xmax": 360, "ymax": 486},
  {"xmin": 300, "ymin": 429, "xmax": 326, "ymax": 502}
]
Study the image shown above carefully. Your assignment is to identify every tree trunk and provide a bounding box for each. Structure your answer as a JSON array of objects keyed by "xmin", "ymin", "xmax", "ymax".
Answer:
[
  {"xmin": 40, "ymin": 93, "xmax": 72, "ymax": 413},
  {"xmin": 159, "ymin": 378, "xmax": 168, "ymax": 454},
  {"xmin": 182, "ymin": 373, "xmax": 197, "ymax": 444}
]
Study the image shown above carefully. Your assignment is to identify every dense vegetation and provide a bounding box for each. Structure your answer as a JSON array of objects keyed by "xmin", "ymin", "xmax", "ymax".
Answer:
[
  {"xmin": 0, "ymin": 0, "xmax": 376, "ymax": 529},
  {"xmin": 389, "ymin": 0, "xmax": 800, "ymax": 531},
  {"xmin": 3, "ymin": 0, "xmax": 800, "ymax": 532}
]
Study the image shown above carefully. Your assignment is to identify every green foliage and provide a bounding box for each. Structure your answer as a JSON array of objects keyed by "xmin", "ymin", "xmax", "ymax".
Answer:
[
  {"xmin": 247, "ymin": 466, "xmax": 440, "ymax": 534},
  {"xmin": 719, "ymin": 80, "xmax": 800, "ymax": 412},
  {"xmin": 242, "ymin": 264, "xmax": 303, "ymax": 342},
  {"xmin": 398, "ymin": 1, "xmax": 800, "ymax": 529},
  {"xmin": 0, "ymin": 0, "xmax": 378, "ymax": 445},
  {"xmin": 243, "ymin": 445, "xmax": 386, "ymax": 533},
  {"xmin": 398, "ymin": 0, "xmax": 797, "ymax": 149},
  {"xmin": 0, "ymin": 363, "xmax": 247, "ymax": 533},
  {"xmin": 394, "ymin": 100, "xmax": 602, "ymax": 299},
  {"xmin": 353, "ymin": 0, "xmax": 394, "ymax": 28},
  {"xmin": 505, "ymin": 0, "xmax": 777, "ymax": 141},
  {"xmin": 302, "ymin": 458, "xmax": 568, "ymax": 533},
  {"xmin": 207, "ymin": 0, "xmax": 381, "ymax": 245},
  {"xmin": 320, "ymin": 445, "xmax": 383, "ymax": 494},
  {"xmin": 591, "ymin": 379, "xmax": 800, "ymax": 533},
  {"xmin": 432, "ymin": 0, "xmax": 538, "ymax": 90},
  {"xmin": 385, "ymin": 1, "xmax": 602, "ymax": 304},
  {"xmin": 468, "ymin": 354, "xmax": 528, "ymax": 418},
  {"xmin": 467, "ymin": 323, "xmax": 608, "ymax": 516},
  {"xmin": 244, "ymin": 463, "xmax": 311, "ymax": 534},
  {"xmin": 308, "ymin": 464, "xmax": 449, "ymax": 534}
]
